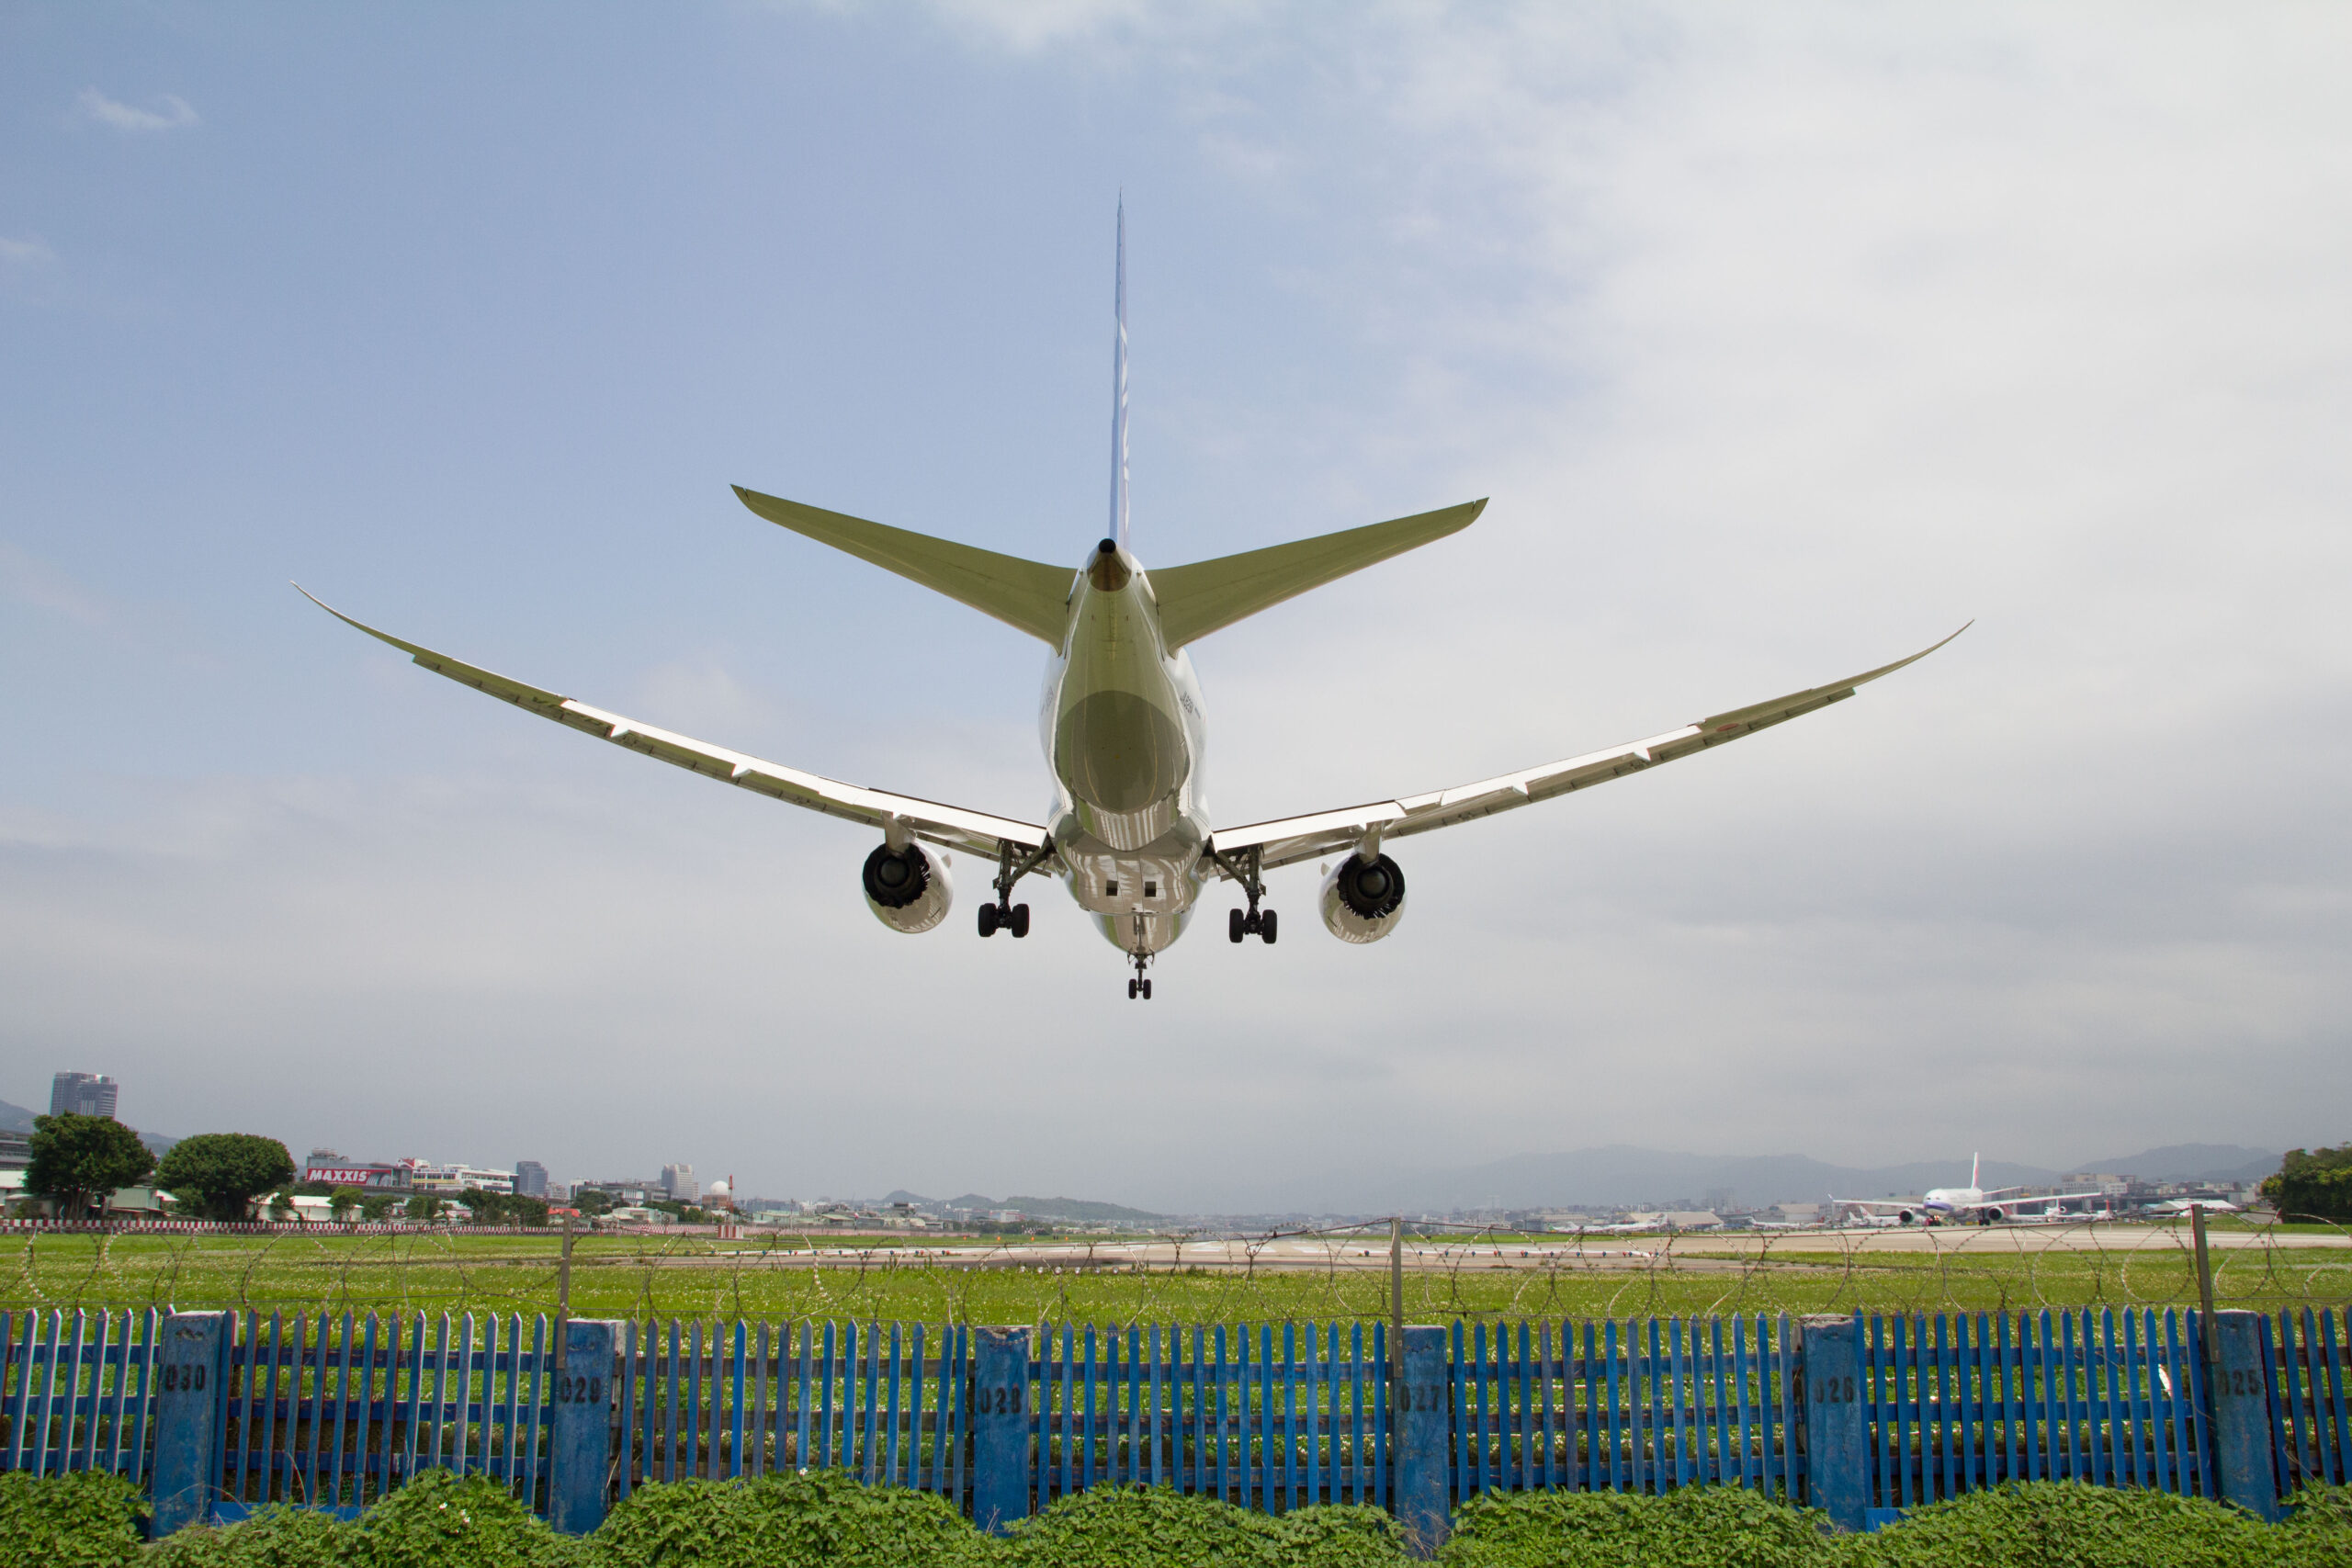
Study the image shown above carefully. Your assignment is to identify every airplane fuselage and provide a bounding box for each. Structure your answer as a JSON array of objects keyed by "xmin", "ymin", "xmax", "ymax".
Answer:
[{"xmin": 1039, "ymin": 539, "xmax": 1214, "ymax": 956}]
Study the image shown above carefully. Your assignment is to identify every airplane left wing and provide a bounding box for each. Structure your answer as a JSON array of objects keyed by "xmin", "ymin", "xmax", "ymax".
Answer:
[
  {"xmin": 297, "ymin": 589, "xmax": 1049, "ymax": 862},
  {"xmin": 1210, "ymin": 626, "xmax": 1967, "ymax": 873}
]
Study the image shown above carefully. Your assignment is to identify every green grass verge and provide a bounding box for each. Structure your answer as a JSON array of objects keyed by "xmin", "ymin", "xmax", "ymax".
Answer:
[
  {"xmin": 6, "ymin": 1232, "xmax": 2346, "ymax": 1322},
  {"xmin": 6, "ymin": 1472, "xmax": 2351, "ymax": 1568}
]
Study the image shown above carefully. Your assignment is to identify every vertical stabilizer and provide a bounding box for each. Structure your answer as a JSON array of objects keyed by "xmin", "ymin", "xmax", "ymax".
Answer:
[
  {"xmin": 1971, "ymin": 1152, "xmax": 1980, "ymax": 1190},
  {"xmin": 1108, "ymin": 201, "xmax": 1130, "ymax": 548}
]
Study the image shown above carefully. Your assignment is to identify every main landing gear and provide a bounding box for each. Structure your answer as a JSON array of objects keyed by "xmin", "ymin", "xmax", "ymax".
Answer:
[
  {"xmin": 1212, "ymin": 842, "xmax": 1276, "ymax": 945},
  {"xmin": 977, "ymin": 837, "xmax": 1053, "ymax": 942}
]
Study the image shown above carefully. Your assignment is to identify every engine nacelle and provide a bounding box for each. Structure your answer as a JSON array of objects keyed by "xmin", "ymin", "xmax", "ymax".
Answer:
[
  {"xmin": 861, "ymin": 842, "xmax": 953, "ymax": 934},
  {"xmin": 1319, "ymin": 852, "xmax": 1407, "ymax": 944}
]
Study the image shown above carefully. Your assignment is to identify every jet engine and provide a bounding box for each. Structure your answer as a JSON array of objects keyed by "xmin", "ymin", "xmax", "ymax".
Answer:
[
  {"xmin": 861, "ymin": 841, "xmax": 953, "ymax": 934},
  {"xmin": 1319, "ymin": 852, "xmax": 1407, "ymax": 944}
]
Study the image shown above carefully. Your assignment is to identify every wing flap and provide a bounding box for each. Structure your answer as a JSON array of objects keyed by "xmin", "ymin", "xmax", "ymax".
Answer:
[
  {"xmin": 1211, "ymin": 626, "xmax": 1967, "ymax": 873},
  {"xmin": 299, "ymin": 587, "xmax": 1048, "ymax": 860}
]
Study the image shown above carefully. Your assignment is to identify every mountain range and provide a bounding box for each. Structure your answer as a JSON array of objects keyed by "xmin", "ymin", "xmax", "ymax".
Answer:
[{"xmin": 0, "ymin": 1097, "xmax": 178, "ymax": 1159}]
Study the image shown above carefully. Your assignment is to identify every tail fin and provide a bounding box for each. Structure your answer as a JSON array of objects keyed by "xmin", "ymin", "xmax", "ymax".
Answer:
[
  {"xmin": 1150, "ymin": 500, "xmax": 1485, "ymax": 649},
  {"xmin": 1971, "ymin": 1152, "xmax": 1980, "ymax": 1190},
  {"xmin": 1108, "ymin": 201, "xmax": 1130, "ymax": 549}
]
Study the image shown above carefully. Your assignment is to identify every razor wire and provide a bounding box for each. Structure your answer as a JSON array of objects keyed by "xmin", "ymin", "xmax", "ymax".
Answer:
[{"xmin": 3, "ymin": 1213, "xmax": 2348, "ymax": 1327}]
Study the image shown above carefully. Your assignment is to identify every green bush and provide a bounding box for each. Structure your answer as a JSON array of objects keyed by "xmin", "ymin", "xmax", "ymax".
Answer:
[
  {"xmin": 0, "ymin": 1469, "xmax": 147, "ymax": 1568},
  {"xmin": 2281, "ymin": 1483, "xmax": 2352, "ymax": 1567},
  {"xmin": 1841, "ymin": 1481, "xmax": 2292, "ymax": 1567},
  {"xmin": 1440, "ymin": 1485, "xmax": 1833, "ymax": 1567},
  {"xmin": 594, "ymin": 1472, "xmax": 984, "ymax": 1567},
  {"xmin": 999, "ymin": 1484, "xmax": 1406, "ymax": 1566},
  {"xmin": 6, "ymin": 1467, "xmax": 2349, "ymax": 1568},
  {"xmin": 146, "ymin": 1503, "xmax": 349, "ymax": 1567}
]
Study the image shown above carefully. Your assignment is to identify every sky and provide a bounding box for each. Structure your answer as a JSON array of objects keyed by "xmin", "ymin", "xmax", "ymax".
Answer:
[{"xmin": 3, "ymin": 3, "xmax": 2348, "ymax": 1213}]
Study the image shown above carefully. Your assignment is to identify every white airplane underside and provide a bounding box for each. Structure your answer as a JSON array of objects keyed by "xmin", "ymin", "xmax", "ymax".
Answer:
[{"xmin": 301, "ymin": 210, "xmax": 1964, "ymax": 999}]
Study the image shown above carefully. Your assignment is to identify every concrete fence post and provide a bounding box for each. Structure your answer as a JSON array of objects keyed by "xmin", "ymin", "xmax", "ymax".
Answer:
[
  {"xmin": 971, "ymin": 1326, "xmax": 1032, "ymax": 1535},
  {"xmin": 150, "ymin": 1311, "xmax": 232, "ymax": 1537},
  {"xmin": 1800, "ymin": 1314, "xmax": 1870, "ymax": 1533},
  {"xmin": 2205, "ymin": 1310, "xmax": 2282, "ymax": 1522},
  {"xmin": 548, "ymin": 1319, "xmax": 618, "ymax": 1536},
  {"xmin": 1394, "ymin": 1325, "xmax": 1451, "ymax": 1558}
]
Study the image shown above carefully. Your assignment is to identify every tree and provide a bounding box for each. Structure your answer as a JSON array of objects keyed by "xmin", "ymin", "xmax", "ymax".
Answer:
[
  {"xmin": 405, "ymin": 1192, "xmax": 446, "ymax": 1223},
  {"xmin": 268, "ymin": 1189, "xmax": 298, "ymax": 1222},
  {"xmin": 329, "ymin": 1186, "xmax": 363, "ymax": 1221},
  {"xmin": 571, "ymin": 1188, "xmax": 614, "ymax": 1217},
  {"xmin": 26, "ymin": 1114, "xmax": 154, "ymax": 1220},
  {"xmin": 360, "ymin": 1192, "xmax": 398, "ymax": 1223},
  {"xmin": 154, "ymin": 1133, "xmax": 297, "ymax": 1222},
  {"xmin": 2261, "ymin": 1145, "xmax": 2352, "ymax": 1222}
]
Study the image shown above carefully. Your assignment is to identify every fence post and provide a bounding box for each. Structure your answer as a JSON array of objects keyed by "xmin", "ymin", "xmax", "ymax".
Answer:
[
  {"xmin": 2204, "ymin": 1310, "xmax": 2282, "ymax": 1522},
  {"xmin": 1395, "ymin": 1325, "xmax": 1450, "ymax": 1558},
  {"xmin": 151, "ymin": 1311, "xmax": 232, "ymax": 1537},
  {"xmin": 548, "ymin": 1318, "xmax": 617, "ymax": 1536},
  {"xmin": 971, "ymin": 1326, "xmax": 1031, "ymax": 1535},
  {"xmin": 1800, "ymin": 1314, "xmax": 1869, "ymax": 1532}
]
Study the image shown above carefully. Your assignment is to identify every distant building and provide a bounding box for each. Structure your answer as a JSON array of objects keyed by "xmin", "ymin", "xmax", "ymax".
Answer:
[
  {"xmin": 307, "ymin": 1147, "xmax": 348, "ymax": 1168},
  {"xmin": 409, "ymin": 1162, "xmax": 515, "ymax": 1196},
  {"xmin": 51, "ymin": 1073, "xmax": 119, "ymax": 1120},
  {"xmin": 0, "ymin": 1131, "xmax": 29, "ymax": 1170},
  {"xmin": 661, "ymin": 1163, "xmax": 697, "ymax": 1201},
  {"xmin": 514, "ymin": 1160, "xmax": 549, "ymax": 1198}
]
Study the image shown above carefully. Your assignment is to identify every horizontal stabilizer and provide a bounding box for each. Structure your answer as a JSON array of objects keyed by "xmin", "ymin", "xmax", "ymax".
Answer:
[
  {"xmin": 733, "ymin": 486, "xmax": 1074, "ymax": 646},
  {"xmin": 1151, "ymin": 500, "xmax": 1485, "ymax": 649}
]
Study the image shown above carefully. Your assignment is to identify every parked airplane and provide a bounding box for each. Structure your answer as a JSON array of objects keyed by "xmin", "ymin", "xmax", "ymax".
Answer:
[
  {"xmin": 300, "ymin": 209, "xmax": 1963, "ymax": 998},
  {"xmin": 1831, "ymin": 1156, "xmax": 2107, "ymax": 1227}
]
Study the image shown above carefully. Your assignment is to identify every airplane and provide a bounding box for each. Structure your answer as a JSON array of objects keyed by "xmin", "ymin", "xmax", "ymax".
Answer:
[
  {"xmin": 300, "ymin": 209, "xmax": 1964, "ymax": 999},
  {"xmin": 1829, "ymin": 1156, "xmax": 2109, "ymax": 1227}
]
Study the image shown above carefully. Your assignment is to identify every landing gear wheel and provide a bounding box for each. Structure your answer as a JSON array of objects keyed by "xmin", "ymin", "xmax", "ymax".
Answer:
[
  {"xmin": 1229, "ymin": 908, "xmax": 1246, "ymax": 943},
  {"xmin": 1141, "ymin": 979, "xmax": 1152, "ymax": 999},
  {"xmin": 977, "ymin": 904, "xmax": 1000, "ymax": 938},
  {"xmin": 1128, "ymin": 978, "xmax": 1138, "ymax": 999},
  {"xmin": 1009, "ymin": 904, "xmax": 1030, "ymax": 939},
  {"xmin": 1259, "ymin": 908, "xmax": 1278, "ymax": 944}
]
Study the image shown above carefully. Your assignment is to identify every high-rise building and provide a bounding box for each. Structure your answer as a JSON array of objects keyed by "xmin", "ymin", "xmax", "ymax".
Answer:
[
  {"xmin": 661, "ymin": 1163, "xmax": 697, "ymax": 1201},
  {"xmin": 50, "ymin": 1073, "xmax": 119, "ymax": 1120},
  {"xmin": 514, "ymin": 1160, "xmax": 548, "ymax": 1198}
]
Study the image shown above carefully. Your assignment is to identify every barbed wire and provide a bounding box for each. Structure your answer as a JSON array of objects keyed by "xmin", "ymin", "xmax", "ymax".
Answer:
[{"xmin": 4, "ymin": 1215, "xmax": 2347, "ymax": 1327}]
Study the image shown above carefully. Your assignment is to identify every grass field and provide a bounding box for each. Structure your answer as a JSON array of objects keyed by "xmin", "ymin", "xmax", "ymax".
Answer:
[{"xmin": 6, "ymin": 1228, "xmax": 2347, "ymax": 1325}]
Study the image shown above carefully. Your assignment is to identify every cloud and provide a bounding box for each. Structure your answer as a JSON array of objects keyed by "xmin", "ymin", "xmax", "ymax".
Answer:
[
  {"xmin": 0, "ymin": 237, "xmax": 56, "ymax": 267},
  {"xmin": 75, "ymin": 88, "xmax": 200, "ymax": 133}
]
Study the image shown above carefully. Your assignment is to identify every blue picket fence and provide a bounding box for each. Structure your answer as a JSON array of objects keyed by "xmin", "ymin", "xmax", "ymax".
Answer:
[{"xmin": 1, "ymin": 1305, "xmax": 2346, "ymax": 1540}]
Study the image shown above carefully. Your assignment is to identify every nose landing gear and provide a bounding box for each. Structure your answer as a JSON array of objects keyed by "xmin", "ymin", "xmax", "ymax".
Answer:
[{"xmin": 1126, "ymin": 914, "xmax": 1154, "ymax": 999}]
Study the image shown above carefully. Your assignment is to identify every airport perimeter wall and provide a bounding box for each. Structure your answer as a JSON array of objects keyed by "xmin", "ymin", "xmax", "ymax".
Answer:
[{"xmin": 1, "ymin": 1305, "xmax": 2343, "ymax": 1553}]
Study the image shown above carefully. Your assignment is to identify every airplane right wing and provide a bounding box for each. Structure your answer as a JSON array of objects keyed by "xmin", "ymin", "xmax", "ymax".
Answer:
[
  {"xmin": 298, "ymin": 589, "xmax": 1049, "ymax": 863},
  {"xmin": 1211, "ymin": 626, "xmax": 1968, "ymax": 872}
]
